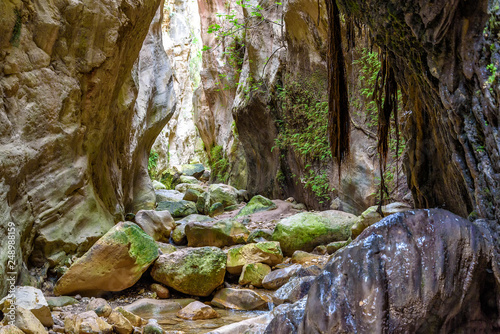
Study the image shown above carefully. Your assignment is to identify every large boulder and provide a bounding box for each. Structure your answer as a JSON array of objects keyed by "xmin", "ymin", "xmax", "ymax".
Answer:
[
  {"xmin": 134, "ymin": 210, "xmax": 175, "ymax": 243},
  {"xmin": 175, "ymin": 163, "xmax": 206, "ymax": 179},
  {"xmin": 150, "ymin": 247, "xmax": 226, "ymax": 297},
  {"xmin": 207, "ymin": 184, "xmax": 239, "ymax": 208},
  {"xmin": 185, "ymin": 219, "xmax": 249, "ymax": 247},
  {"xmin": 211, "ymin": 288, "xmax": 271, "ymax": 311},
  {"xmin": 292, "ymin": 209, "xmax": 500, "ymax": 333},
  {"xmin": 272, "ymin": 211, "xmax": 356, "ymax": 256},
  {"xmin": 236, "ymin": 195, "xmax": 277, "ymax": 217},
  {"xmin": 155, "ymin": 189, "xmax": 184, "ymax": 202},
  {"xmin": 156, "ymin": 200, "xmax": 198, "ymax": 217},
  {"xmin": 54, "ymin": 222, "xmax": 158, "ymax": 295},
  {"xmin": 351, "ymin": 202, "xmax": 411, "ymax": 238},
  {"xmin": 226, "ymin": 241, "xmax": 284, "ymax": 275}
]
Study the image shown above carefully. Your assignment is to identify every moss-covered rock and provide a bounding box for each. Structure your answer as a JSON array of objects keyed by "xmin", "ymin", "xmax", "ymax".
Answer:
[
  {"xmin": 272, "ymin": 211, "xmax": 356, "ymax": 256},
  {"xmin": 175, "ymin": 183, "xmax": 205, "ymax": 194},
  {"xmin": 351, "ymin": 202, "xmax": 411, "ymax": 238},
  {"xmin": 156, "ymin": 200, "xmax": 198, "ymax": 218},
  {"xmin": 185, "ymin": 220, "xmax": 249, "ymax": 247},
  {"xmin": 236, "ymin": 195, "xmax": 277, "ymax": 217},
  {"xmin": 54, "ymin": 222, "xmax": 158, "ymax": 295},
  {"xmin": 326, "ymin": 239, "xmax": 351, "ymax": 254},
  {"xmin": 227, "ymin": 241, "xmax": 283, "ymax": 275},
  {"xmin": 150, "ymin": 247, "xmax": 226, "ymax": 297},
  {"xmin": 209, "ymin": 202, "xmax": 224, "ymax": 217},
  {"xmin": 239, "ymin": 263, "xmax": 272, "ymax": 287},
  {"xmin": 183, "ymin": 189, "xmax": 203, "ymax": 202},
  {"xmin": 246, "ymin": 229, "xmax": 273, "ymax": 243},
  {"xmin": 208, "ymin": 184, "xmax": 239, "ymax": 207}
]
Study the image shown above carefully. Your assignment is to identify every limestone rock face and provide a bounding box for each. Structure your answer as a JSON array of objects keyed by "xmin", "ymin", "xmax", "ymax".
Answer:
[
  {"xmin": 54, "ymin": 222, "xmax": 159, "ymax": 295},
  {"xmin": 0, "ymin": 0, "xmax": 174, "ymax": 298},
  {"xmin": 151, "ymin": 247, "xmax": 226, "ymax": 297},
  {"xmin": 151, "ymin": 0, "xmax": 207, "ymax": 175},
  {"xmin": 271, "ymin": 209, "xmax": 500, "ymax": 333},
  {"xmin": 197, "ymin": 0, "xmax": 381, "ymax": 211},
  {"xmin": 335, "ymin": 0, "xmax": 500, "ymax": 220}
]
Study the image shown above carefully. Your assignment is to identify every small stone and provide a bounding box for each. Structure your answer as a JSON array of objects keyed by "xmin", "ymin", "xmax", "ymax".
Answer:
[
  {"xmin": 107, "ymin": 310, "xmax": 133, "ymax": 334},
  {"xmin": 46, "ymin": 296, "xmax": 79, "ymax": 310},
  {"xmin": 143, "ymin": 319, "xmax": 164, "ymax": 334},
  {"xmin": 211, "ymin": 288, "xmax": 271, "ymax": 311},
  {"xmin": 238, "ymin": 263, "xmax": 272, "ymax": 287},
  {"xmin": 291, "ymin": 251, "xmax": 323, "ymax": 265},
  {"xmin": 114, "ymin": 307, "xmax": 143, "ymax": 327},
  {"xmin": 86, "ymin": 298, "xmax": 112, "ymax": 317},
  {"xmin": 151, "ymin": 283, "xmax": 170, "ymax": 299},
  {"xmin": 176, "ymin": 301, "xmax": 220, "ymax": 320}
]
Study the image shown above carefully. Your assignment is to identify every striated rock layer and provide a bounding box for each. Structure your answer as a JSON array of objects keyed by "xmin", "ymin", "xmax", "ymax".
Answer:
[{"xmin": 0, "ymin": 0, "xmax": 174, "ymax": 297}]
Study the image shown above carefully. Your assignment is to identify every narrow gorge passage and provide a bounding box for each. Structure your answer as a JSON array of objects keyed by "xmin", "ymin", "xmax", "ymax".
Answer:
[{"xmin": 0, "ymin": 0, "xmax": 499, "ymax": 333}]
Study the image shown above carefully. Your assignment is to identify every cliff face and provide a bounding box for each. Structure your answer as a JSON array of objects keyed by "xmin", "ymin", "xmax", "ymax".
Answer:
[
  {"xmin": 337, "ymin": 0, "xmax": 499, "ymax": 220},
  {"xmin": 197, "ymin": 0, "xmax": 383, "ymax": 211},
  {"xmin": 0, "ymin": 0, "xmax": 173, "ymax": 297},
  {"xmin": 151, "ymin": 0, "xmax": 208, "ymax": 176}
]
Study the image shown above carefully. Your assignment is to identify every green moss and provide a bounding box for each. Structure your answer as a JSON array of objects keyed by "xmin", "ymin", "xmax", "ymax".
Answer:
[
  {"xmin": 106, "ymin": 223, "xmax": 158, "ymax": 267},
  {"xmin": 10, "ymin": 8, "xmax": 22, "ymax": 47}
]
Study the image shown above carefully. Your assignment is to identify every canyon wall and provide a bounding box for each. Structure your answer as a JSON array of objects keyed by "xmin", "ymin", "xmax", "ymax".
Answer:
[
  {"xmin": 0, "ymin": 0, "xmax": 173, "ymax": 297},
  {"xmin": 151, "ymin": 0, "xmax": 208, "ymax": 177},
  {"xmin": 196, "ymin": 0, "xmax": 384, "ymax": 211},
  {"xmin": 336, "ymin": 0, "xmax": 499, "ymax": 220}
]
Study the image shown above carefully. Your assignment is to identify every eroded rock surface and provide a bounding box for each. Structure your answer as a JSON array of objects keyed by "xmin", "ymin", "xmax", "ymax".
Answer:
[
  {"xmin": 268, "ymin": 209, "xmax": 500, "ymax": 333},
  {"xmin": 0, "ymin": 0, "xmax": 173, "ymax": 297}
]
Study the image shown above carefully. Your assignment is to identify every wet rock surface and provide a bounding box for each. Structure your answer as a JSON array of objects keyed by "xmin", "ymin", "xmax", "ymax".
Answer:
[{"xmin": 267, "ymin": 209, "xmax": 500, "ymax": 333}]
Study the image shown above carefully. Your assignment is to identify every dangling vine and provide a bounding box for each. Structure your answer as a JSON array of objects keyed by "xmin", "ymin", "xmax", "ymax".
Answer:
[{"xmin": 326, "ymin": 0, "xmax": 350, "ymax": 176}]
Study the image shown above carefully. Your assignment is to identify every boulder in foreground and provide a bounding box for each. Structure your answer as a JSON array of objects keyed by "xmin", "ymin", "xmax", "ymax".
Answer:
[{"xmin": 54, "ymin": 222, "xmax": 158, "ymax": 295}]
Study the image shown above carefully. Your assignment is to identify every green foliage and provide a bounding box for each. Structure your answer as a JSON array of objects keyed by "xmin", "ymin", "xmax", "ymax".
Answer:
[
  {"xmin": 10, "ymin": 8, "xmax": 22, "ymax": 47},
  {"xmin": 351, "ymin": 48, "xmax": 381, "ymax": 129},
  {"xmin": 274, "ymin": 78, "xmax": 332, "ymax": 162},
  {"xmin": 202, "ymin": 0, "xmax": 281, "ymax": 95},
  {"xmin": 302, "ymin": 169, "xmax": 335, "ymax": 204},
  {"xmin": 210, "ymin": 145, "xmax": 230, "ymax": 183},
  {"xmin": 148, "ymin": 150, "xmax": 159, "ymax": 179},
  {"xmin": 273, "ymin": 75, "xmax": 333, "ymax": 202}
]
